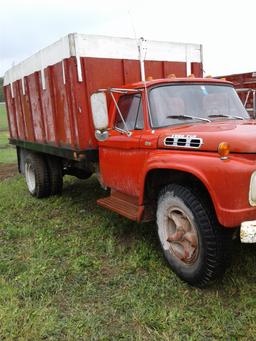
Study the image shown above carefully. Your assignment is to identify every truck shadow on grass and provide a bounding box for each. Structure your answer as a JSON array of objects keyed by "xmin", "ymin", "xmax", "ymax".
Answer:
[
  {"xmin": 61, "ymin": 175, "xmax": 159, "ymax": 251},
  {"xmin": 61, "ymin": 175, "xmax": 256, "ymax": 290}
]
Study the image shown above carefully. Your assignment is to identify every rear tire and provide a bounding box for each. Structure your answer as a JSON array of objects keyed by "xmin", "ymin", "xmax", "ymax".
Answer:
[
  {"xmin": 47, "ymin": 157, "xmax": 63, "ymax": 195},
  {"xmin": 157, "ymin": 184, "xmax": 233, "ymax": 287},
  {"xmin": 24, "ymin": 153, "xmax": 51, "ymax": 198}
]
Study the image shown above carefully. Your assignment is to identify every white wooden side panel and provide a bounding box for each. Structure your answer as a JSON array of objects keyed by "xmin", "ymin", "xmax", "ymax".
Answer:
[
  {"xmin": 76, "ymin": 34, "xmax": 201, "ymax": 63},
  {"xmin": 4, "ymin": 34, "xmax": 72, "ymax": 86},
  {"xmin": 4, "ymin": 33, "xmax": 202, "ymax": 86}
]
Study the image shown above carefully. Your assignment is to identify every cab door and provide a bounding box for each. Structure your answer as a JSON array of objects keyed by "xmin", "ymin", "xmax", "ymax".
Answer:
[{"xmin": 98, "ymin": 92, "xmax": 146, "ymax": 197}]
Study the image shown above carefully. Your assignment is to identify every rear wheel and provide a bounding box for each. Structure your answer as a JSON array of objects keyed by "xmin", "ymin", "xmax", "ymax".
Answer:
[
  {"xmin": 24, "ymin": 153, "xmax": 51, "ymax": 198},
  {"xmin": 47, "ymin": 157, "xmax": 63, "ymax": 195},
  {"xmin": 157, "ymin": 184, "xmax": 232, "ymax": 287}
]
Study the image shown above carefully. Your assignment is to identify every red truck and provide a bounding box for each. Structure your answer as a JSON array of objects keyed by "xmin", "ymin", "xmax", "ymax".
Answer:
[
  {"xmin": 4, "ymin": 34, "xmax": 256, "ymax": 287},
  {"xmin": 217, "ymin": 72, "xmax": 256, "ymax": 118}
]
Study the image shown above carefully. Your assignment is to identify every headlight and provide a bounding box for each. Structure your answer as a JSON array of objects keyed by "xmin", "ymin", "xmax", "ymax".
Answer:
[{"xmin": 249, "ymin": 171, "xmax": 256, "ymax": 206}]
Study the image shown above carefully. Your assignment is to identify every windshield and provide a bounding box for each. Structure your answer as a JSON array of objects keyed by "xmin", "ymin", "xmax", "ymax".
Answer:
[{"xmin": 149, "ymin": 84, "xmax": 249, "ymax": 128}]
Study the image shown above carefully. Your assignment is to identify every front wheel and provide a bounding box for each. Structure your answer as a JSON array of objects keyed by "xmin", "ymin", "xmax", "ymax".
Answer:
[{"xmin": 157, "ymin": 184, "xmax": 232, "ymax": 287}]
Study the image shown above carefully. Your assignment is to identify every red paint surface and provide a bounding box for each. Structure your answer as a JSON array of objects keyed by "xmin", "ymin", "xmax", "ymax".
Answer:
[
  {"xmin": 221, "ymin": 72, "xmax": 256, "ymax": 90},
  {"xmin": 139, "ymin": 150, "xmax": 256, "ymax": 227},
  {"xmin": 4, "ymin": 57, "xmax": 201, "ymax": 150},
  {"xmin": 218, "ymin": 72, "xmax": 256, "ymax": 114},
  {"xmin": 98, "ymin": 78, "xmax": 256, "ymax": 227},
  {"xmin": 4, "ymin": 56, "xmax": 255, "ymax": 227}
]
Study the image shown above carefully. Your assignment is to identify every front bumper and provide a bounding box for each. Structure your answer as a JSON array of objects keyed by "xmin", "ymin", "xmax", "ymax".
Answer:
[{"xmin": 240, "ymin": 220, "xmax": 256, "ymax": 243}]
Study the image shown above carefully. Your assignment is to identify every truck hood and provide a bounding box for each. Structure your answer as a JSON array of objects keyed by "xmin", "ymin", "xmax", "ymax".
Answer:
[{"xmin": 158, "ymin": 120, "xmax": 256, "ymax": 153}]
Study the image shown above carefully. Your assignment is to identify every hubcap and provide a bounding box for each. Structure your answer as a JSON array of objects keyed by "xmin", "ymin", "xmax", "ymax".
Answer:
[
  {"xmin": 164, "ymin": 207, "xmax": 199, "ymax": 264},
  {"xmin": 25, "ymin": 162, "xmax": 36, "ymax": 193}
]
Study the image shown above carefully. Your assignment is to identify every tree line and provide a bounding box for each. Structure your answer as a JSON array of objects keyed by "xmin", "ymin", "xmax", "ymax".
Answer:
[{"xmin": 0, "ymin": 78, "xmax": 4, "ymax": 102}]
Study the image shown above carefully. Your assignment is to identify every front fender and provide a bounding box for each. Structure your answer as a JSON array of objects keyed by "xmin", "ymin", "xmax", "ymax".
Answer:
[{"xmin": 140, "ymin": 150, "xmax": 256, "ymax": 227}]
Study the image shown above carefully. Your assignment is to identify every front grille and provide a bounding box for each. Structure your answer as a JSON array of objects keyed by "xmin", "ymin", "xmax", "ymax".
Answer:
[
  {"xmin": 190, "ymin": 139, "xmax": 201, "ymax": 148},
  {"xmin": 164, "ymin": 136, "xmax": 203, "ymax": 148}
]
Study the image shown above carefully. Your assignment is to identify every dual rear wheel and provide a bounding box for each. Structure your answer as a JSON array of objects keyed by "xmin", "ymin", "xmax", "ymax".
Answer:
[{"xmin": 24, "ymin": 153, "xmax": 63, "ymax": 198}]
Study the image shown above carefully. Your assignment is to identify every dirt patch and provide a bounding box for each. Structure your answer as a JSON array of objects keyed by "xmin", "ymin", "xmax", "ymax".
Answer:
[{"xmin": 0, "ymin": 163, "xmax": 18, "ymax": 180}]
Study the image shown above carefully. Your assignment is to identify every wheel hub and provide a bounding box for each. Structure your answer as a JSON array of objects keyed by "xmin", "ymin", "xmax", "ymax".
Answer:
[
  {"xmin": 25, "ymin": 163, "xmax": 36, "ymax": 193},
  {"xmin": 165, "ymin": 208, "xmax": 199, "ymax": 264}
]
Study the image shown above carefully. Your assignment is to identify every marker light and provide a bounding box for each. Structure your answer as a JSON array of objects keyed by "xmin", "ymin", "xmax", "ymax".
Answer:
[
  {"xmin": 188, "ymin": 74, "xmax": 195, "ymax": 78},
  {"xmin": 146, "ymin": 76, "xmax": 153, "ymax": 81},
  {"xmin": 249, "ymin": 171, "xmax": 256, "ymax": 206},
  {"xmin": 218, "ymin": 142, "xmax": 230, "ymax": 159},
  {"xmin": 167, "ymin": 74, "xmax": 176, "ymax": 78}
]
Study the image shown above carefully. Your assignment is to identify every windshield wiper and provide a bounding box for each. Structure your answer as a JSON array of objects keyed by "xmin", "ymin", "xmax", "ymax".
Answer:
[
  {"xmin": 166, "ymin": 114, "xmax": 211, "ymax": 122},
  {"xmin": 208, "ymin": 114, "xmax": 245, "ymax": 120}
]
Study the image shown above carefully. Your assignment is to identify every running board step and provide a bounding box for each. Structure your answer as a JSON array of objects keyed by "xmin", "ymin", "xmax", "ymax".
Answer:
[{"xmin": 97, "ymin": 191, "xmax": 143, "ymax": 221}]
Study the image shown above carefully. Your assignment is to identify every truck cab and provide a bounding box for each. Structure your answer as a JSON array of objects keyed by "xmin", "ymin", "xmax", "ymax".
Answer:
[{"xmin": 91, "ymin": 77, "xmax": 256, "ymax": 287}]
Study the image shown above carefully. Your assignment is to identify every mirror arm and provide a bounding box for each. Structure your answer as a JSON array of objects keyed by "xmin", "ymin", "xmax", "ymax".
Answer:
[
  {"xmin": 114, "ymin": 126, "xmax": 132, "ymax": 137},
  {"xmin": 110, "ymin": 92, "xmax": 131, "ymax": 137}
]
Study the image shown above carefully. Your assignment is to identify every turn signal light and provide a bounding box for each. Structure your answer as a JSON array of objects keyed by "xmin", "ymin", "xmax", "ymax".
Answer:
[{"xmin": 218, "ymin": 142, "xmax": 230, "ymax": 159}]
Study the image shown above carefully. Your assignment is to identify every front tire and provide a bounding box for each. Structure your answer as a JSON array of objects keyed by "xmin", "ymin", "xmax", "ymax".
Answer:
[{"xmin": 157, "ymin": 184, "xmax": 232, "ymax": 287}]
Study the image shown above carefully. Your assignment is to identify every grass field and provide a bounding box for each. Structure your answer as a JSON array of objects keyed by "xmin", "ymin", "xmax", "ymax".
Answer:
[
  {"xmin": 0, "ymin": 103, "xmax": 17, "ymax": 163},
  {"xmin": 0, "ymin": 103, "xmax": 256, "ymax": 339},
  {"xmin": 0, "ymin": 102, "xmax": 8, "ymax": 130},
  {"xmin": 0, "ymin": 173, "xmax": 256, "ymax": 340}
]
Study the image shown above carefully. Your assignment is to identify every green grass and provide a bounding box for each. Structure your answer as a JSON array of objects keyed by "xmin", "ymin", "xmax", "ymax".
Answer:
[
  {"xmin": 0, "ymin": 103, "xmax": 8, "ymax": 130},
  {"xmin": 0, "ymin": 130, "xmax": 9, "ymax": 146},
  {"xmin": 0, "ymin": 148, "xmax": 16, "ymax": 163},
  {"xmin": 0, "ymin": 174, "xmax": 256, "ymax": 340},
  {"xmin": 0, "ymin": 104, "xmax": 17, "ymax": 163}
]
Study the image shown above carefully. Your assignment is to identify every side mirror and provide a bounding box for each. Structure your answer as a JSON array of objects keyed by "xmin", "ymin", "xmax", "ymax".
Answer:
[
  {"xmin": 90, "ymin": 92, "xmax": 109, "ymax": 129},
  {"xmin": 90, "ymin": 92, "xmax": 109, "ymax": 141}
]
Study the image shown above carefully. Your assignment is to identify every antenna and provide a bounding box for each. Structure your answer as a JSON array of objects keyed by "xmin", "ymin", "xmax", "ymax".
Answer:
[
  {"xmin": 127, "ymin": 10, "xmax": 147, "ymax": 82},
  {"xmin": 127, "ymin": 10, "xmax": 151, "ymax": 121},
  {"xmin": 138, "ymin": 37, "xmax": 147, "ymax": 82}
]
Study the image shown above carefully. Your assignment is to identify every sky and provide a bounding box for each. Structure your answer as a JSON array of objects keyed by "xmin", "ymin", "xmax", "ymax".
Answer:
[{"xmin": 0, "ymin": 0, "xmax": 255, "ymax": 78}]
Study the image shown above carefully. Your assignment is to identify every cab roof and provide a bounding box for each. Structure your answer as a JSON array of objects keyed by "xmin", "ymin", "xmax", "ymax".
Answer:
[{"xmin": 122, "ymin": 77, "xmax": 233, "ymax": 90}]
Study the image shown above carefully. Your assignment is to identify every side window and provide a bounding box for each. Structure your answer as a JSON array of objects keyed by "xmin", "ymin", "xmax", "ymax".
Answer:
[{"xmin": 115, "ymin": 94, "xmax": 144, "ymax": 130}]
